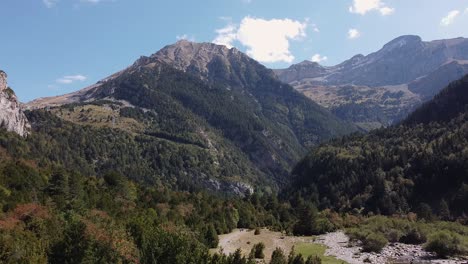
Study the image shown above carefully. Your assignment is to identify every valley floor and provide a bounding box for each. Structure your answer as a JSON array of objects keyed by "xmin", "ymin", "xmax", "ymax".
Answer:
[
  {"xmin": 213, "ymin": 229, "xmax": 467, "ymax": 264},
  {"xmin": 316, "ymin": 231, "xmax": 467, "ymax": 264}
]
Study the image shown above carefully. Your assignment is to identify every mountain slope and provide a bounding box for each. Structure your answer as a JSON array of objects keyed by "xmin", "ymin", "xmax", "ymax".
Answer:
[
  {"xmin": 276, "ymin": 36, "xmax": 468, "ymax": 129},
  {"xmin": 405, "ymin": 74, "xmax": 468, "ymax": 124},
  {"xmin": 26, "ymin": 41, "xmax": 355, "ymax": 189},
  {"xmin": 288, "ymin": 75, "xmax": 468, "ymax": 217},
  {"xmin": 0, "ymin": 71, "xmax": 30, "ymax": 136}
]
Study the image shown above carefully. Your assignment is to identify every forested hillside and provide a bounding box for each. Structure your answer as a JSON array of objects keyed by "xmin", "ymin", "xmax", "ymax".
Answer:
[
  {"xmin": 289, "ymin": 75, "xmax": 468, "ymax": 218},
  {"xmin": 26, "ymin": 41, "xmax": 355, "ymax": 190}
]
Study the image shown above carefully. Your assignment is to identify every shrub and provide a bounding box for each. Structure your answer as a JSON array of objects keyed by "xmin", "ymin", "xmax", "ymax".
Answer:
[
  {"xmin": 254, "ymin": 227, "xmax": 261, "ymax": 235},
  {"xmin": 362, "ymin": 233, "xmax": 388, "ymax": 252},
  {"xmin": 250, "ymin": 242, "xmax": 265, "ymax": 259},
  {"xmin": 387, "ymin": 229, "xmax": 403, "ymax": 243},
  {"xmin": 399, "ymin": 227, "xmax": 426, "ymax": 244},
  {"xmin": 305, "ymin": 255, "xmax": 321, "ymax": 264},
  {"xmin": 424, "ymin": 231, "xmax": 468, "ymax": 257},
  {"xmin": 270, "ymin": 248, "xmax": 287, "ymax": 264}
]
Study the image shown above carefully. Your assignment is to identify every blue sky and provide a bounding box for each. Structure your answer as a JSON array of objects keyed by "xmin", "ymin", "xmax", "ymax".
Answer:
[{"xmin": 1, "ymin": 0, "xmax": 468, "ymax": 102}]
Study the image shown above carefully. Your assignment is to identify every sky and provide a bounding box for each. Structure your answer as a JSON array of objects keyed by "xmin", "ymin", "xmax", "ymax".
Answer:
[{"xmin": 1, "ymin": 0, "xmax": 468, "ymax": 102}]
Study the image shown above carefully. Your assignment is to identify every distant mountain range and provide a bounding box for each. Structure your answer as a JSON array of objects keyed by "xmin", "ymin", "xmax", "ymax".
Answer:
[
  {"xmin": 275, "ymin": 35, "xmax": 468, "ymax": 130},
  {"xmin": 25, "ymin": 40, "xmax": 355, "ymax": 192}
]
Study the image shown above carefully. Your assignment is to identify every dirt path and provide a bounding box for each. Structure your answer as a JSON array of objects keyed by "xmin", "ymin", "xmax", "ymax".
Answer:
[{"xmin": 315, "ymin": 231, "xmax": 467, "ymax": 264}]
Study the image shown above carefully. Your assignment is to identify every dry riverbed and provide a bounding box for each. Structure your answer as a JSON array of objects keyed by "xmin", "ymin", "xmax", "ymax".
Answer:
[
  {"xmin": 213, "ymin": 229, "xmax": 467, "ymax": 264},
  {"xmin": 315, "ymin": 231, "xmax": 467, "ymax": 264}
]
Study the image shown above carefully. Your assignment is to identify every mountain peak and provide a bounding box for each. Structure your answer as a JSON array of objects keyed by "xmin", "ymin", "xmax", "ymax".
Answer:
[
  {"xmin": 137, "ymin": 41, "xmax": 245, "ymax": 77},
  {"xmin": 382, "ymin": 35, "xmax": 422, "ymax": 51}
]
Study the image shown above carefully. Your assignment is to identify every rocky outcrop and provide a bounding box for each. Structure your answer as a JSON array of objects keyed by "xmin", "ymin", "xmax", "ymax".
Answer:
[{"xmin": 0, "ymin": 71, "xmax": 30, "ymax": 136}]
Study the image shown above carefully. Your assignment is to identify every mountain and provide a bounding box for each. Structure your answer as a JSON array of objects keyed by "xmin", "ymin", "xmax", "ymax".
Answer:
[
  {"xmin": 404, "ymin": 74, "xmax": 468, "ymax": 125},
  {"xmin": 275, "ymin": 35, "xmax": 468, "ymax": 130},
  {"xmin": 0, "ymin": 70, "xmax": 30, "ymax": 136},
  {"xmin": 288, "ymin": 74, "xmax": 468, "ymax": 217},
  {"xmin": 25, "ymin": 40, "xmax": 355, "ymax": 191}
]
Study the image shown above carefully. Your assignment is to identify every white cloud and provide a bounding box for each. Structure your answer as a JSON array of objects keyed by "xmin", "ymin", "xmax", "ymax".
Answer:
[
  {"xmin": 237, "ymin": 17, "xmax": 307, "ymax": 63},
  {"xmin": 311, "ymin": 54, "xmax": 328, "ymax": 63},
  {"xmin": 213, "ymin": 24, "xmax": 238, "ymax": 48},
  {"xmin": 56, "ymin": 75, "xmax": 87, "ymax": 84},
  {"xmin": 176, "ymin": 34, "xmax": 195, "ymax": 42},
  {"xmin": 465, "ymin": 8, "xmax": 468, "ymax": 14},
  {"xmin": 379, "ymin": 6, "xmax": 395, "ymax": 16},
  {"xmin": 441, "ymin": 10, "xmax": 460, "ymax": 26},
  {"xmin": 43, "ymin": 0, "xmax": 58, "ymax": 8},
  {"xmin": 213, "ymin": 17, "xmax": 307, "ymax": 63},
  {"xmin": 348, "ymin": 28, "xmax": 361, "ymax": 39},
  {"xmin": 349, "ymin": 0, "xmax": 394, "ymax": 16},
  {"xmin": 311, "ymin": 24, "xmax": 320, "ymax": 33}
]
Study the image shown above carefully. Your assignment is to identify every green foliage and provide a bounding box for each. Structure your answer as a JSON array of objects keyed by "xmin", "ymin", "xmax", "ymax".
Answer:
[
  {"xmin": 289, "ymin": 75, "xmax": 468, "ymax": 218},
  {"xmin": 249, "ymin": 242, "xmax": 265, "ymax": 259},
  {"xmin": 204, "ymin": 224, "xmax": 219, "ymax": 248},
  {"xmin": 270, "ymin": 248, "xmax": 287, "ymax": 264},
  {"xmin": 424, "ymin": 231, "xmax": 468, "ymax": 257},
  {"xmin": 361, "ymin": 233, "xmax": 387, "ymax": 252},
  {"xmin": 345, "ymin": 215, "xmax": 468, "ymax": 256}
]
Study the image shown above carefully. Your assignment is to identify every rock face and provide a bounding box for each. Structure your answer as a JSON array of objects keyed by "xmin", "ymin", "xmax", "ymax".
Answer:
[
  {"xmin": 0, "ymin": 71, "xmax": 30, "ymax": 136},
  {"xmin": 275, "ymin": 35, "xmax": 468, "ymax": 130}
]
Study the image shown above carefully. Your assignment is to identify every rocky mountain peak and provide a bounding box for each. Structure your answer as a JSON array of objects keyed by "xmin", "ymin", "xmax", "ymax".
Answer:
[
  {"xmin": 381, "ymin": 35, "xmax": 423, "ymax": 51},
  {"xmin": 0, "ymin": 71, "xmax": 30, "ymax": 136},
  {"xmin": 0, "ymin": 70, "xmax": 7, "ymax": 91},
  {"xmin": 148, "ymin": 40, "xmax": 241, "ymax": 75}
]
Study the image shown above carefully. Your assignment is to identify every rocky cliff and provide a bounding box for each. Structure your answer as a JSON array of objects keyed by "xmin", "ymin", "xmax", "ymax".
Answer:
[{"xmin": 0, "ymin": 71, "xmax": 30, "ymax": 136}]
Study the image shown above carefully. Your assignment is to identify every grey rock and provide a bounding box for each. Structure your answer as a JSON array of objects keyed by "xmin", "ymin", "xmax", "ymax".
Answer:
[
  {"xmin": 0, "ymin": 71, "xmax": 30, "ymax": 136},
  {"xmin": 275, "ymin": 35, "xmax": 468, "ymax": 129}
]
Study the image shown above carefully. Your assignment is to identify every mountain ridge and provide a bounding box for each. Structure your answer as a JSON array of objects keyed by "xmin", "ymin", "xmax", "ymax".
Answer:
[
  {"xmin": 275, "ymin": 35, "xmax": 468, "ymax": 129},
  {"xmin": 24, "ymin": 40, "xmax": 356, "ymax": 191}
]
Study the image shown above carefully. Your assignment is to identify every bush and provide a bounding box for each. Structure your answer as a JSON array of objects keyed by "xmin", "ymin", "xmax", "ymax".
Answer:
[
  {"xmin": 424, "ymin": 231, "xmax": 468, "ymax": 257},
  {"xmin": 399, "ymin": 227, "xmax": 426, "ymax": 244},
  {"xmin": 362, "ymin": 233, "xmax": 388, "ymax": 252},
  {"xmin": 250, "ymin": 242, "xmax": 265, "ymax": 259},
  {"xmin": 254, "ymin": 227, "xmax": 261, "ymax": 235},
  {"xmin": 270, "ymin": 248, "xmax": 287, "ymax": 264},
  {"xmin": 305, "ymin": 255, "xmax": 321, "ymax": 264}
]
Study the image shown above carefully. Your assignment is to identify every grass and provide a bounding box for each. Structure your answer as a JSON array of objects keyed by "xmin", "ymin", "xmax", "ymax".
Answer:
[
  {"xmin": 51, "ymin": 104, "xmax": 144, "ymax": 133},
  {"xmin": 295, "ymin": 243, "xmax": 347, "ymax": 264}
]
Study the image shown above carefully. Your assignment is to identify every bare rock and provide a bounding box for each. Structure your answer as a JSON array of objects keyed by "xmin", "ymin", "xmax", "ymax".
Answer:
[{"xmin": 0, "ymin": 71, "xmax": 30, "ymax": 136}]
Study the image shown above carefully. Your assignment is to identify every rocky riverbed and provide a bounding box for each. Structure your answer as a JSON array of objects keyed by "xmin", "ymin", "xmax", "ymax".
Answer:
[{"xmin": 315, "ymin": 231, "xmax": 467, "ymax": 264}]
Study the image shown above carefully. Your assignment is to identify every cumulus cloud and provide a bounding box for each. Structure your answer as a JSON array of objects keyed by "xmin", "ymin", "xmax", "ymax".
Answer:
[
  {"xmin": 311, "ymin": 54, "xmax": 328, "ymax": 63},
  {"xmin": 176, "ymin": 34, "xmax": 195, "ymax": 42},
  {"xmin": 348, "ymin": 28, "xmax": 361, "ymax": 39},
  {"xmin": 213, "ymin": 17, "xmax": 307, "ymax": 63},
  {"xmin": 212, "ymin": 24, "xmax": 238, "ymax": 48},
  {"xmin": 56, "ymin": 75, "xmax": 87, "ymax": 84},
  {"xmin": 43, "ymin": 0, "xmax": 59, "ymax": 8},
  {"xmin": 349, "ymin": 0, "xmax": 394, "ymax": 16},
  {"xmin": 237, "ymin": 17, "xmax": 307, "ymax": 63},
  {"xmin": 441, "ymin": 10, "xmax": 460, "ymax": 26},
  {"xmin": 465, "ymin": 8, "xmax": 468, "ymax": 14}
]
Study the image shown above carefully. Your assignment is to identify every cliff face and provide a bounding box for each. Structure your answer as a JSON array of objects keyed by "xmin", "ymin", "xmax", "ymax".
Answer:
[{"xmin": 0, "ymin": 71, "xmax": 30, "ymax": 136}]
